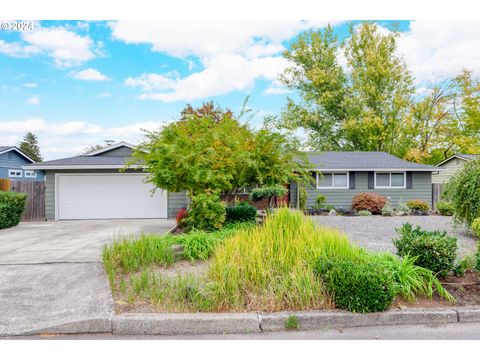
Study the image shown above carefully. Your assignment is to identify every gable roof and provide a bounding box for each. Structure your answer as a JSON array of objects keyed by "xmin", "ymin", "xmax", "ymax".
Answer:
[
  {"xmin": 308, "ymin": 152, "xmax": 439, "ymax": 171},
  {"xmin": 23, "ymin": 142, "xmax": 140, "ymax": 170},
  {"xmin": 0, "ymin": 146, "xmax": 36, "ymax": 163},
  {"xmin": 436, "ymin": 154, "xmax": 480, "ymax": 166},
  {"xmin": 83, "ymin": 141, "xmax": 135, "ymax": 156}
]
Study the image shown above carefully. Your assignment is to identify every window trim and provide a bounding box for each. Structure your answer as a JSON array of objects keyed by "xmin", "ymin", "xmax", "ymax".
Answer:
[
  {"xmin": 374, "ymin": 171, "xmax": 406, "ymax": 189},
  {"xmin": 24, "ymin": 170, "xmax": 37, "ymax": 178},
  {"xmin": 8, "ymin": 169, "xmax": 23, "ymax": 178},
  {"xmin": 316, "ymin": 172, "xmax": 349, "ymax": 189}
]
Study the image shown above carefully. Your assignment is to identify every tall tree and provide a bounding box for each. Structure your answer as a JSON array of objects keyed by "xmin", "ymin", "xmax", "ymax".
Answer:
[
  {"xmin": 276, "ymin": 22, "xmax": 414, "ymax": 155},
  {"xmin": 18, "ymin": 132, "xmax": 42, "ymax": 162}
]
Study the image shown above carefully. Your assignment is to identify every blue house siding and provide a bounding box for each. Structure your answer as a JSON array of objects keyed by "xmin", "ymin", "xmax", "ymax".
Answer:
[
  {"xmin": 0, "ymin": 150, "xmax": 45, "ymax": 181},
  {"xmin": 291, "ymin": 171, "xmax": 432, "ymax": 209}
]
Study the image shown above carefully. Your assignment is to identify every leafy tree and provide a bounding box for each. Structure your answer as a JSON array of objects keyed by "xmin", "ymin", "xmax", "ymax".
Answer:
[
  {"xmin": 276, "ymin": 23, "xmax": 414, "ymax": 155},
  {"xmin": 134, "ymin": 103, "xmax": 310, "ymax": 197},
  {"xmin": 18, "ymin": 132, "xmax": 42, "ymax": 162}
]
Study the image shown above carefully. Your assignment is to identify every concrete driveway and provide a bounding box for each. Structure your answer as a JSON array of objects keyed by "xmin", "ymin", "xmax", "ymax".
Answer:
[
  {"xmin": 0, "ymin": 219, "xmax": 175, "ymax": 336},
  {"xmin": 0, "ymin": 219, "xmax": 175, "ymax": 264}
]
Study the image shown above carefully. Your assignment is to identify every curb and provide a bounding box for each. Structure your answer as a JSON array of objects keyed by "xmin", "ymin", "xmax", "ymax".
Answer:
[
  {"xmin": 3, "ymin": 307, "xmax": 480, "ymax": 336},
  {"xmin": 113, "ymin": 313, "xmax": 261, "ymax": 335}
]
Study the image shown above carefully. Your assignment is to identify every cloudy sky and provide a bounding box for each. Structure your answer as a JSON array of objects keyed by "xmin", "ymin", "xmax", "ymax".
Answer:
[{"xmin": 1, "ymin": 20, "xmax": 480, "ymax": 160}]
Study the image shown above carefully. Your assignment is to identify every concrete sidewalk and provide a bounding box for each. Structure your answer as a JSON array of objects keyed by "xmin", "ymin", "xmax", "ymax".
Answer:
[{"xmin": 0, "ymin": 263, "xmax": 113, "ymax": 336}]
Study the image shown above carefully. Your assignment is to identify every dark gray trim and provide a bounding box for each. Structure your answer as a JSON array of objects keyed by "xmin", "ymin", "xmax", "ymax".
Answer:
[
  {"xmin": 349, "ymin": 172, "xmax": 355, "ymax": 189},
  {"xmin": 368, "ymin": 172, "xmax": 374, "ymax": 189},
  {"xmin": 406, "ymin": 171, "xmax": 413, "ymax": 189}
]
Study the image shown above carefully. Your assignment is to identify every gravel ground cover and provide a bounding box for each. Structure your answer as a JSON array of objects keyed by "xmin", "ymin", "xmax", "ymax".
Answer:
[{"xmin": 312, "ymin": 215, "xmax": 477, "ymax": 258}]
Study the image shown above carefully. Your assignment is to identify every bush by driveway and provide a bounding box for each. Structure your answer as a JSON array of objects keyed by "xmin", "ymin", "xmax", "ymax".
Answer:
[{"xmin": 312, "ymin": 216, "xmax": 477, "ymax": 258}]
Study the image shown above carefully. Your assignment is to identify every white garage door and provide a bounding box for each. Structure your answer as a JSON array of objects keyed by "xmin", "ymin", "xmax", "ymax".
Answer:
[{"xmin": 56, "ymin": 173, "xmax": 167, "ymax": 220}]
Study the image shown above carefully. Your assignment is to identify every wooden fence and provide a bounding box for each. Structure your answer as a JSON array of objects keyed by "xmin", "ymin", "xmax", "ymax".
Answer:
[
  {"xmin": 432, "ymin": 183, "xmax": 445, "ymax": 209},
  {"xmin": 8, "ymin": 180, "xmax": 46, "ymax": 222}
]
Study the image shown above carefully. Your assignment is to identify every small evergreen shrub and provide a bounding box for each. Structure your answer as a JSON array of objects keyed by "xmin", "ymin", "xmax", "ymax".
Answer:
[
  {"xmin": 381, "ymin": 204, "xmax": 394, "ymax": 216},
  {"xmin": 0, "ymin": 191, "xmax": 28, "ymax": 229},
  {"xmin": 406, "ymin": 199, "xmax": 430, "ymax": 212},
  {"xmin": 436, "ymin": 201, "xmax": 454, "ymax": 216},
  {"xmin": 186, "ymin": 193, "xmax": 226, "ymax": 231},
  {"xmin": 315, "ymin": 258, "xmax": 396, "ymax": 313},
  {"xmin": 397, "ymin": 202, "xmax": 411, "ymax": 215},
  {"xmin": 225, "ymin": 201, "xmax": 257, "ymax": 223},
  {"xmin": 453, "ymin": 255, "xmax": 476, "ymax": 277},
  {"xmin": 352, "ymin": 192, "xmax": 387, "ymax": 214},
  {"xmin": 313, "ymin": 194, "xmax": 327, "ymax": 210},
  {"xmin": 471, "ymin": 218, "xmax": 480, "ymax": 238},
  {"xmin": 299, "ymin": 186, "xmax": 307, "ymax": 211},
  {"xmin": 357, "ymin": 210, "xmax": 372, "ymax": 216},
  {"xmin": 393, "ymin": 223, "xmax": 457, "ymax": 277}
]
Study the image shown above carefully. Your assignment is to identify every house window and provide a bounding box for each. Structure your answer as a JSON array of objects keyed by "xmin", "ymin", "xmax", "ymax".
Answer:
[
  {"xmin": 25, "ymin": 170, "xmax": 37, "ymax": 178},
  {"xmin": 8, "ymin": 169, "xmax": 22, "ymax": 178},
  {"xmin": 316, "ymin": 172, "xmax": 349, "ymax": 189},
  {"xmin": 375, "ymin": 172, "xmax": 406, "ymax": 189}
]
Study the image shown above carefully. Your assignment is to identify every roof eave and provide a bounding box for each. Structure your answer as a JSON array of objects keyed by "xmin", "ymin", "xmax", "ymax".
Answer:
[
  {"xmin": 311, "ymin": 168, "xmax": 442, "ymax": 172},
  {"xmin": 22, "ymin": 164, "xmax": 145, "ymax": 170}
]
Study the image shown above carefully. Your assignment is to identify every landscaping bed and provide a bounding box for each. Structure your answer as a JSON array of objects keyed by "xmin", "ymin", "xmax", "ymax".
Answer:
[{"xmin": 103, "ymin": 208, "xmax": 480, "ymax": 316}]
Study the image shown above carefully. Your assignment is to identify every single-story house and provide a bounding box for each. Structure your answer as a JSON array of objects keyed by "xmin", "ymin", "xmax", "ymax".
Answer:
[
  {"xmin": 23, "ymin": 142, "xmax": 188, "ymax": 221},
  {"xmin": 432, "ymin": 154, "xmax": 479, "ymax": 184},
  {"xmin": 0, "ymin": 146, "xmax": 45, "ymax": 181},
  {"xmin": 290, "ymin": 152, "xmax": 441, "ymax": 209}
]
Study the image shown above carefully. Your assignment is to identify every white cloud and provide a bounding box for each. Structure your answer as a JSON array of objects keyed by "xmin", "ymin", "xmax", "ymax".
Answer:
[
  {"xmin": 128, "ymin": 54, "xmax": 290, "ymax": 102},
  {"xmin": 72, "ymin": 68, "xmax": 110, "ymax": 81},
  {"xmin": 22, "ymin": 83, "xmax": 38, "ymax": 88},
  {"xmin": 0, "ymin": 118, "xmax": 164, "ymax": 160},
  {"xmin": 113, "ymin": 20, "xmax": 335, "ymax": 102},
  {"xmin": 26, "ymin": 96, "xmax": 40, "ymax": 105},
  {"xmin": 0, "ymin": 26, "xmax": 98, "ymax": 68}
]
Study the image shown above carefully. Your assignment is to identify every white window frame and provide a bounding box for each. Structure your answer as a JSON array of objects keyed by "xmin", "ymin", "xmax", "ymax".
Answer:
[
  {"xmin": 8, "ymin": 169, "xmax": 22, "ymax": 178},
  {"xmin": 24, "ymin": 170, "xmax": 37, "ymax": 178},
  {"xmin": 374, "ymin": 171, "xmax": 406, "ymax": 189},
  {"xmin": 316, "ymin": 172, "xmax": 349, "ymax": 189}
]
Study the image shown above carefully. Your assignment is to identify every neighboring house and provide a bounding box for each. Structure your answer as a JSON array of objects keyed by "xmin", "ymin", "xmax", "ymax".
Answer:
[
  {"xmin": 0, "ymin": 146, "xmax": 45, "ymax": 181},
  {"xmin": 432, "ymin": 154, "xmax": 480, "ymax": 184},
  {"xmin": 23, "ymin": 142, "xmax": 188, "ymax": 221},
  {"xmin": 290, "ymin": 152, "xmax": 441, "ymax": 209}
]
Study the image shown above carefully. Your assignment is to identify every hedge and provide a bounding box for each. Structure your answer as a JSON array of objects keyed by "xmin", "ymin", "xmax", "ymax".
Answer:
[{"xmin": 0, "ymin": 191, "xmax": 28, "ymax": 229}]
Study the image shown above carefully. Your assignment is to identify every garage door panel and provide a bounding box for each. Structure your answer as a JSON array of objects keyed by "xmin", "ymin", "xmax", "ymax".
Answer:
[{"xmin": 57, "ymin": 174, "xmax": 167, "ymax": 220}]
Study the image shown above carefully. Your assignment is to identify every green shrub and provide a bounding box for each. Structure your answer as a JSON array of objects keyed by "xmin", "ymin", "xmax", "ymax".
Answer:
[
  {"xmin": 393, "ymin": 223, "xmax": 457, "ymax": 277},
  {"xmin": 357, "ymin": 210, "xmax": 372, "ymax": 216},
  {"xmin": 249, "ymin": 185, "xmax": 288, "ymax": 207},
  {"xmin": 436, "ymin": 201, "xmax": 454, "ymax": 216},
  {"xmin": 471, "ymin": 218, "xmax": 480, "ymax": 238},
  {"xmin": 315, "ymin": 258, "xmax": 396, "ymax": 313},
  {"xmin": 381, "ymin": 205, "xmax": 394, "ymax": 216},
  {"xmin": 476, "ymin": 243, "xmax": 480, "ymax": 272},
  {"xmin": 453, "ymin": 255, "xmax": 476, "ymax": 277},
  {"xmin": 397, "ymin": 202, "xmax": 411, "ymax": 215},
  {"xmin": 186, "ymin": 193, "xmax": 226, "ymax": 231},
  {"xmin": 406, "ymin": 199, "xmax": 430, "ymax": 212},
  {"xmin": 352, "ymin": 192, "xmax": 387, "ymax": 214},
  {"xmin": 443, "ymin": 158, "xmax": 480, "ymax": 226},
  {"xmin": 0, "ymin": 191, "xmax": 28, "ymax": 229},
  {"xmin": 225, "ymin": 201, "xmax": 257, "ymax": 223},
  {"xmin": 299, "ymin": 186, "xmax": 307, "ymax": 211},
  {"xmin": 313, "ymin": 194, "xmax": 327, "ymax": 210}
]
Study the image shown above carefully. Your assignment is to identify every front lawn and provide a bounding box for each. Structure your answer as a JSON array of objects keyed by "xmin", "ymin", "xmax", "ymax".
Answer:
[{"xmin": 103, "ymin": 208, "xmax": 458, "ymax": 314}]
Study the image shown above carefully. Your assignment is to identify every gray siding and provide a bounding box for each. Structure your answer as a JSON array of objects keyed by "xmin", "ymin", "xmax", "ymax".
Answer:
[
  {"xmin": 45, "ymin": 169, "xmax": 188, "ymax": 220},
  {"xmin": 304, "ymin": 171, "xmax": 432, "ymax": 209},
  {"xmin": 432, "ymin": 157, "xmax": 467, "ymax": 184},
  {"xmin": 96, "ymin": 146, "xmax": 133, "ymax": 157},
  {"xmin": 0, "ymin": 150, "xmax": 45, "ymax": 181}
]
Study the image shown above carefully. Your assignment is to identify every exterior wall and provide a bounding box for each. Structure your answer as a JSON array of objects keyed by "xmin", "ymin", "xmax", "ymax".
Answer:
[
  {"xmin": 96, "ymin": 147, "xmax": 133, "ymax": 157},
  {"xmin": 303, "ymin": 171, "xmax": 432, "ymax": 209},
  {"xmin": 45, "ymin": 169, "xmax": 188, "ymax": 220},
  {"xmin": 0, "ymin": 150, "xmax": 45, "ymax": 181},
  {"xmin": 432, "ymin": 158, "xmax": 468, "ymax": 184}
]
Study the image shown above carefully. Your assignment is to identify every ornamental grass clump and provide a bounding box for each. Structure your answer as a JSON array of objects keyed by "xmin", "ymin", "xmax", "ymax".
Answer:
[{"xmin": 208, "ymin": 208, "xmax": 349, "ymax": 311}]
